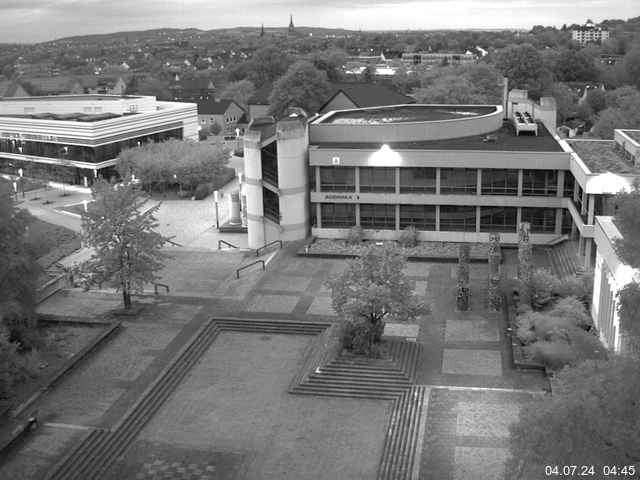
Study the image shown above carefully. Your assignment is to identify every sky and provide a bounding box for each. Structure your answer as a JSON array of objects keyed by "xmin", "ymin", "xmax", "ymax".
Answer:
[{"xmin": 0, "ymin": 0, "xmax": 637, "ymax": 43}]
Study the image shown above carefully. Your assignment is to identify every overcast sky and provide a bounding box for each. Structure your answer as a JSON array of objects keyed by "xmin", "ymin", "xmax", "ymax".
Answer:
[{"xmin": 0, "ymin": 0, "xmax": 637, "ymax": 43}]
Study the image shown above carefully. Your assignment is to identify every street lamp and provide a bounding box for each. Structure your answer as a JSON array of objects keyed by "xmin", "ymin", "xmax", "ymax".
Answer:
[
  {"xmin": 18, "ymin": 168, "xmax": 24, "ymax": 198},
  {"xmin": 214, "ymin": 190, "xmax": 220, "ymax": 230}
]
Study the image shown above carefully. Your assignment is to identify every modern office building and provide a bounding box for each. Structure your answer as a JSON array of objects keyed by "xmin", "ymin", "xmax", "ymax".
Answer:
[
  {"xmin": 571, "ymin": 20, "xmax": 610, "ymax": 46},
  {"xmin": 243, "ymin": 93, "xmax": 640, "ymax": 275},
  {"xmin": 400, "ymin": 52, "xmax": 477, "ymax": 66},
  {"xmin": 0, "ymin": 94, "xmax": 198, "ymax": 184}
]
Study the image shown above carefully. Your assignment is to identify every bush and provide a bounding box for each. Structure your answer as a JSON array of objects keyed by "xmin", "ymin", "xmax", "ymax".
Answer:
[
  {"xmin": 555, "ymin": 272, "xmax": 593, "ymax": 302},
  {"xmin": 515, "ymin": 313, "xmax": 537, "ymax": 345},
  {"xmin": 342, "ymin": 320, "xmax": 371, "ymax": 355},
  {"xmin": 398, "ymin": 226, "xmax": 418, "ymax": 248},
  {"xmin": 346, "ymin": 225, "xmax": 364, "ymax": 245},
  {"xmin": 193, "ymin": 183, "xmax": 211, "ymax": 200},
  {"xmin": 529, "ymin": 268, "xmax": 560, "ymax": 309},
  {"xmin": 531, "ymin": 340, "xmax": 576, "ymax": 370},
  {"xmin": 531, "ymin": 327, "xmax": 605, "ymax": 370},
  {"xmin": 547, "ymin": 296, "xmax": 592, "ymax": 329},
  {"xmin": 0, "ymin": 328, "xmax": 41, "ymax": 398}
]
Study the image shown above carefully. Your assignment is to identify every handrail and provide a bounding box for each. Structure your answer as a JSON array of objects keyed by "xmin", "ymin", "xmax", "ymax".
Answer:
[
  {"xmin": 218, "ymin": 239, "xmax": 238, "ymax": 250},
  {"xmin": 236, "ymin": 260, "xmax": 265, "ymax": 278},
  {"xmin": 256, "ymin": 239, "xmax": 283, "ymax": 257},
  {"xmin": 154, "ymin": 283, "xmax": 170, "ymax": 295}
]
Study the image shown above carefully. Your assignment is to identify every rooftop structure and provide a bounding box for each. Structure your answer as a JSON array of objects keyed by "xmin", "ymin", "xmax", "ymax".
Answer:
[
  {"xmin": 566, "ymin": 139, "xmax": 638, "ymax": 175},
  {"xmin": 318, "ymin": 105, "xmax": 495, "ymax": 125}
]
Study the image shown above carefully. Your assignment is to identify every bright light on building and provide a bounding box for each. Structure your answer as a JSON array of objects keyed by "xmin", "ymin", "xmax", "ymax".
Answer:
[{"xmin": 368, "ymin": 144, "xmax": 402, "ymax": 166}]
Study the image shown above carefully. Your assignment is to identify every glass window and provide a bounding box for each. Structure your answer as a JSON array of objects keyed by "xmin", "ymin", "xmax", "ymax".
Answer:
[
  {"xmin": 562, "ymin": 171, "xmax": 574, "ymax": 198},
  {"xmin": 261, "ymin": 142, "xmax": 278, "ymax": 186},
  {"xmin": 320, "ymin": 203, "xmax": 355, "ymax": 228},
  {"xmin": 360, "ymin": 203, "xmax": 396, "ymax": 229},
  {"xmin": 481, "ymin": 169, "xmax": 518, "ymax": 195},
  {"xmin": 561, "ymin": 208, "xmax": 573, "ymax": 234},
  {"xmin": 521, "ymin": 207, "xmax": 556, "ymax": 233},
  {"xmin": 263, "ymin": 187, "xmax": 279, "ymax": 223},
  {"xmin": 479, "ymin": 207, "xmax": 517, "ymax": 232},
  {"xmin": 359, "ymin": 167, "xmax": 396, "ymax": 193},
  {"xmin": 319, "ymin": 167, "xmax": 355, "ymax": 192},
  {"xmin": 399, "ymin": 205, "xmax": 436, "ymax": 230},
  {"xmin": 522, "ymin": 169, "xmax": 558, "ymax": 196},
  {"xmin": 440, "ymin": 168, "xmax": 477, "ymax": 195},
  {"xmin": 308, "ymin": 166, "xmax": 316, "ymax": 192},
  {"xmin": 399, "ymin": 167, "xmax": 436, "ymax": 193},
  {"xmin": 439, "ymin": 205, "xmax": 476, "ymax": 232}
]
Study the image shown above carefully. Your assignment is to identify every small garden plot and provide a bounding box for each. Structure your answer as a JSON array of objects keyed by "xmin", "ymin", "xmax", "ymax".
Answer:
[{"xmin": 26, "ymin": 219, "xmax": 81, "ymax": 269}]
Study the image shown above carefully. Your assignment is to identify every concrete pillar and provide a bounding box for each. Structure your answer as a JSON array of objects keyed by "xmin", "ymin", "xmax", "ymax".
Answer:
[
  {"xmin": 243, "ymin": 129, "xmax": 265, "ymax": 249},
  {"xmin": 229, "ymin": 192, "xmax": 241, "ymax": 225},
  {"xmin": 517, "ymin": 169, "xmax": 523, "ymax": 196},
  {"xmin": 316, "ymin": 202, "xmax": 322, "ymax": 228},
  {"xmin": 435, "ymin": 205, "xmax": 440, "ymax": 231},
  {"xmin": 475, "ymin": 206, "xmax": 481, "ymax": 233},
  {"xmin": 476, "ymin": 169, "xmax": 482, "ymax": 195},
  {"xmin": 584, "ymin": 238, "xmax": 593, "ymax": 270},
  {"xmin": 516, "ymin": 207, "xmax": 522, "ymax": 227},
  {"xmin": 355, "ymin": 203, "xmax": 361, "ymax": 226},
  {"xmin": 578, "ymin": 235, "xmax": 585, "ymax": 257},
  {"xmin": 395, "ymin": 167, "xmax": 400, "ymax": 194},
  {"xmin": 276, "ymin": 117, "xmax": 309, "ymax": 242},
  {"xmin": 355, "ymin": 167, "xmax": 360, "ymax": 193},
  {"xmin": 588, "ymin": 194, "xmax": 595, "ymax": 225},
  {"xmin": 315, "ymin": 166, "xmax": 321, "ymax": 192},
  {"xmin": 555, "ymin": 208, "xmax": 563, "ymax": 235},
  {"xmin": 395, "ymin": 204, "xmax": 400, "ymax": 231},
  {"xmin": 435, "ymin": 168, "xmax": 441, "ymax": 195},
  {"xmin": 557, "ymin": 170, "xmax": 565, "ymax": 197}
]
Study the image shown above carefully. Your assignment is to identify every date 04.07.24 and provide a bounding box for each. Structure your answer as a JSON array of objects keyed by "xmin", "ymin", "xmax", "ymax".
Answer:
[{"xmin": 545, "ymin": 465, "xmax": 637, "ymax": 477}]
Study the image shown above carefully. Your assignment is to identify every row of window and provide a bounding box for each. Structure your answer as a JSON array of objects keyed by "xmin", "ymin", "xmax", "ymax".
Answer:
[
  {"xmin": 316, "ymin": 203, "xmax": 562, "ymax": 234},
  {"xmin": 315, "ymin": 167, "xmax": 570, "ymax": 197}
]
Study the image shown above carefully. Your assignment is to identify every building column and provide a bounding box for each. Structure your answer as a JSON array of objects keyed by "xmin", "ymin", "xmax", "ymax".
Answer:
[
  {"xmin": 316, "ymin": 203, "xmax": 322, "ymax": 229},
  {"xmin": 516, "ymin": 207, "xmax": 522, "ymax": 226},
  {"xmin": 355, "ymin": 167, "xmax": 360, "ymax": 193},
  {"xmin": 555, "ymin": 208, "xmax": 563, "ymax": 235},
  {"xmin": 315, "ymin": 166, "xmax": 321, "ymax": 192},
  {"xmin": 395, "ymin": 167, "xmax": 400, "ymax": 195},
  {"xmin": 517, "ymin": 169, "xmax": 523, "ymax": 196},
  {"xmin": 587, "ymin": 194, "xmax": 595, "ymax": 225},
  {"xmin": 435, "ymin": 205, "xmax": 440, "ymax": 231},
  {"xmin": 395, "ymin": 204, "xmax": 400, "ymax": 231},
  {"xmin": 355, "ymin": 203, "xmax": 361, "ymax": 226},
  {"xmin": 435, "ymin": 168, "xmax": 441, "ymax": 195},
  {"xmin": 476, "ymin": 169, "xmax": 482, "ymax": 195},
  {"xmin": 476, "ymin": 206, "xmax": 481, "ymax": 233},
  {"xmin": 581, "ymin": 189, "xmax": 587, "ymax": 217},
  {"xmin": 584, "ymin": 238, "xmax": 593, "ymax": 270},
  {"xmin": 557, "ymin": 170, "xmax": 565, "ymax": 197}
]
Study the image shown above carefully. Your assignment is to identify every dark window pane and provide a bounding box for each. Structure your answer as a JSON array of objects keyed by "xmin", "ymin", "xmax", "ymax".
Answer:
[
  {"xmin": 360, "ymin": 203, "xmax": 396, "ymax": 229},
  {"xmin": 481, "ymin": 169, "xmax": 518, "ymax": 195},
  {"xmin": 522, "ymin": 169, "xmax": 558, "ymax": 196},
  {"xmin": 561, "ymin": 208, "xmax": 573, "ymax": 234},
  {"xmin": 563, "ymin": 171, "xmax": 575, "ymax": 198},
  {"xmin": 261, "ymin": 142, "xmax": 278, "ymax": 186},
  {"xmin": 319, "ymin": 167, "xmax": 355, "ymax": 192},
  {"xmin": 360, "ymin": 167, "xmax": 396, "ymax": 193},
  {"xmin": 399, "ymin": 167, "xmax": 436, "ymax": 193},
  {"xmin": 399, "ymin": 204, "xmax": 436, "ymax": 230},
  {"xmin": 479, "ymin": 207, "xmax": 517, "ymax": 232},
  {"xmin": 439, "ymin": 205, "xmax": 476, "ymax": 232},
  {"xmin": 440, "ymin": 168, "xmax": 477, "ymax": 194},
  {"xmin": 320, "ymin": 203, "xmax": 356, "ymax": 228},
  {"xmin": 263, "ymin": 187, "xmax": 280, "ymax": 223},
  {"xmin": 521, "ymin": 207, "xmax": 556, "ymax": 233}
]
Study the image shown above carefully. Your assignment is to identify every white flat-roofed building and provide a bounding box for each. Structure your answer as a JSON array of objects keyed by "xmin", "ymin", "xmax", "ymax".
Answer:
[
  {"xmin": 572, "ymin": 21, "xmax": 610, "ymax": 46},
  {"xmin": 0, "ymin": 94, "xmax": 198, "ymax": 185}
]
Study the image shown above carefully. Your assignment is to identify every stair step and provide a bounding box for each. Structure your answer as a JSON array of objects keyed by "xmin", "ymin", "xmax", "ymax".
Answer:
[
  {"xmin": 307, "ymin": 375, "xmax": 410, "ymax": 387},
  {"xmin": 312, "ymin": 370, "xmax": 410, "ymax": 381}
]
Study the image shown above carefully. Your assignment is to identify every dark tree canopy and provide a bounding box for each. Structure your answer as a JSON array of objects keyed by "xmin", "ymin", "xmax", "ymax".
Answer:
[
  {"xmin": 493, "ymin": 43, "xmax": 551, "ymax": 97},
  {"xmin": 612, "ymin": 184, "xmax": 640, "ymax": 269},
  {"xmin": 268, "ymin": 60, "xmax": 331, "ymax": 118}
]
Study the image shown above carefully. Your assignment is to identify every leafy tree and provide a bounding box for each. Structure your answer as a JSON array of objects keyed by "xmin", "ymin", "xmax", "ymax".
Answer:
[
  {"xmin": 549, "ymin": 82, "xmax": 578, "ymax": 123},
  {"xmin": 612, "ymin": 184, "xmax": 640, "ymax": 269},
  {"xmin": 413, "ymin": 63, "xmax": 503, "ymax": 104},
  {"xmin": 130, "ymin": 76, "xmax": 172, "ymax": 100},
  {"xmin": 116, "ymin": 139, "xmax": 230, "ymax": 193},
  {"xmin": 493, "ymin": 43, "xmax": 551, "ymax": 97},
  {"xmin": 0, "ymin": 183, "xmax": 40, "ymax": 348},
  {"xmin": 506, "ymin": 356, "xmax": 640, "ymax": 478},
  {"xmin": 326, "ymin": 245, "xmax": 427, "ymax": 356},
  {"xmin": 622, "ymin": 46, "xmax": 640, "ymax": 89},
  {"xmin": 305, "ymin": 49, "xmax": 347, "ymax": 82},
  {"xmin": 585, "ymin": 88, "xmax": 606, "ymax": 115},
  {"xmin": 268, "ymin": 60, "xmax": 331, "ymax": 118},
  {"xmin": 248, "ymin": 45, "xmax": 292, "ymax": 88},
  {"xmin": 553, "ymin": 48, "xmax": 599, "ymax": 82},
  {"xmin": 592, "ymin": 90, "xmax": 640, "ymax": 138},
  {"xmin": 617, "ymin": 282, "xmax": 640, "ymax": 351},
  {"xmin": 82, "ymin": 180, "xmax": 168, "ymax": 310},
  {"xmin": 219, "ymin": 79, "xmax": 255, "ymax": 109}
]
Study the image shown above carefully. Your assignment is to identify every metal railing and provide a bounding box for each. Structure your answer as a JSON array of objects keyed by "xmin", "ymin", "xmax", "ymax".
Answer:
[
  {"xmin": 218, "ymin": 239, "xmax": 238, "ymax": 250},
  {"xmin": 236, "ymin": 260, "xmax": 265, "ymax": 278},
  {"xmin": 256, "ymin": 239, "xmax": 283, "ymax": 257}
]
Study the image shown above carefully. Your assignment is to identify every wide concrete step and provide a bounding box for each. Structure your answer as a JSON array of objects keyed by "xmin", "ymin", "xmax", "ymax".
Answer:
[
  {"xmin": 291, "ymin": 385, "xmax": 399, "ymax": 400},
  {"xmin": 313, "ymin": 369, "xmax": 410, "ymax": 382},
  {"xmin": 307, "ymin": 374, "xmax": 410, "ymax": 387}
]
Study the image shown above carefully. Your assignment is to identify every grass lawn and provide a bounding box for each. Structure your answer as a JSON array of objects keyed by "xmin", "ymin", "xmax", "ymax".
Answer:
[
  {"xmin": 26, "ymin": 218, "xmax": 81, "ymax": 269},
  {"xmin": 105, "ymin": 332, "xmax": 390, "ymax": 480}
]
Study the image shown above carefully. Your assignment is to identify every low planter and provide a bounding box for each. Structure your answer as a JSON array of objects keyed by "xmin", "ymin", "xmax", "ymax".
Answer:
[
  {"xmin": 299, "ymin": 238, "xmax": 491, "ymax": 261},
  {"xmin": 503, "ymin": 294, "xmax": 546, "ymax": 372}
]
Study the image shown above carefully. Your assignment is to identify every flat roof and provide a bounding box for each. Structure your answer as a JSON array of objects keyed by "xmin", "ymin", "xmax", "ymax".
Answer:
[
  {"xmin": 0, "ymin": 112, "xmax": 136, "ymax": 122},
  {"xmin": 313, "ymin": 121, "xmax": 564, "ymax": 152},
  {"xmin": 567, "ymin": 139, "xmax": 638, "ymax": 174},
  {"xmin": 0, "ymin": 94, "xmax": 143, "ymax": 101},
  {"xmin": 621, "ymin": 130, "xmax": 640, "ymax": 144},
  {"xmin": 318, "ymin": 105, "xmax": 497, "ymax": 125}
]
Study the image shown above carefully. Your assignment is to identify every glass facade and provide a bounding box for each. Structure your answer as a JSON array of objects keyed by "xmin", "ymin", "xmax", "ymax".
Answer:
[
  {"xmin": 320, "ymin": 203, "xmax": 356, "ymax": 227},
  {"xmin": 479, "ymin": 207, "xmax": 517, "ymax": 232},
  {"xmin": 0, "ymin": 128, "xmax": 183, "ymax": 164},
  {"xmin": 319, "ymin": 167, "xmax": 355, "ymax": 192},
  {"xmin": 399, "ymin": 167, "xmax": 436, "ymax": 193},
  {"xmin": 261, "ymin": 142, "xmax": 278, "ymax": 185},
  {"xmin": 522, "ymin": 169, "xmax": 558, "ymax": 196},
  {"xmin": 481, "ymin": 169, "xmax": 518, "ymax": 195},
  {"xmin": 360, "ymin": 203, "xmax": 396, "ymax": 229},
  {"xmin": 440, "ymin": 168, "xmax": 477, "ymax": 194},
  {"xmin": 439, "ymin": 205, "xmax": 476, "ymax": 232},
  {"xmin": 521, "ymin": 207, "xmax": 556, "ymax": 233},
  {"xmin": 399, "ymin": 205, "xmax": 436, "ymax": 230},
  {"xmin": 263, "ymin": 187, "xmax": 280, "ymax": 223},
  {"xmin": 563, "ymin": 171, "xmax": 575, "ymax": 198},
  {"xmin": 359, "ymin": 167, "xmax": 396, "ymax": 193}
]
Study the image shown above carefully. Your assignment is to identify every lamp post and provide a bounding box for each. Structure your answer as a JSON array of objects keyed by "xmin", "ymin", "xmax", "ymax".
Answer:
[
  {"xmin": 214, "ymin": 190, "xmax": 220, "ymax": 230},
  {"xmin": 18, "ymin": 168, "xmax": 24, "ymax": 198}
]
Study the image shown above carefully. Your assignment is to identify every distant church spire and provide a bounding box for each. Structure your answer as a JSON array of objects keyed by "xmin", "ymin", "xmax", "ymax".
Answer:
[
  {"xmin": 260, "ymin": 23, "xmax": 265, "ymax": 36},
  {"xmin": 288, "ymin": 14, "xmax": 294, "ymax": 33}
]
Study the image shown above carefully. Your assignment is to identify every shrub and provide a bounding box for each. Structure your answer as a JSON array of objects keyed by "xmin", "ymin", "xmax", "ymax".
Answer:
[
  {"xmin": 342, "ymin": 320, "xmax": 371, "ymax": 355},
  {"xmin": 515, "ymin": 313, "xmax": 537, "ymax": 345},
  {"xmin": 531, "ymin": 340, "xmax": 576, "ymax": 370},
  {"xmin": 346, "ymin": 225, "xmax": 364, "ymax": 245},
  {"xmin": 0, "ymin": 328, "xmax": 41, "ymax": 398},
  {"xmin": 547, "ymin": 296, "xmax": 592, "ymax": 329},
  {"xmin": 531, "ymin": 327, "xmax": 605, "ymax": 370},
  {"xmin": 193, "ymin": 183, "xmax": 211, "ymax": 200},
  {"xmin": 554, "ymin": 272, "xmax": 593, "ymax": 302},
  {"xmin": 532, "ymin": 312, "xmax": 576, "ymax": 341},
  {"xmin": 398, "ymin": 226, "xmax": 418, "ymax": 248},
  {"xmin": 529, "ymin": 268, "xmax": 560, "ymax": 309}
]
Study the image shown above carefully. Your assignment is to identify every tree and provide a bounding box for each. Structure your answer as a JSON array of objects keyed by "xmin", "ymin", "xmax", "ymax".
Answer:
[
  {"xmin": 219, "ymin": 79, "xmax": 255, "ymax": 109},
  {"xmin": 268, "ymin": 60, "xmax": 331, "ymax": 119},
  {"xmin": 622, "ymin": 46, "xmax": 640, "ymax": 89},
  {"xmin": 506, "ymin": 356, "xmax": 640, "ymax": 478},
  {"xmin": 0, "ymin": 183, "xmax": 40, "ymax": 348},
  {"xmin": 549, "ymin": 82, "xmax": 578, "ymax": 123},
  {"xmin": 592, "ymin": 90, "xmax": 640, "ymax": 138},
  {"xmin": 247, "ymin": 45, "xmax": 292, "ymax": 88},
  {"xmin": 116, "ymin": 139, "xmax": 230, "ymax": 193},
  {"xmin": 362, "ymin": 65, "xmax": 375, "ymax": 83},
  {"xmin": 413, "ymin": 63, "xmax": 503, "ymax": 104},
  {"xmin": 493, "ymin": 43, "xmax": 552, "ymax": 97},
  {"xmin": 82, "ymin": 180, "xmax": 168, "ymax": 310},
  {"xmin": 612, "ymin": 184, "xmax": 640, "ymax": 269},
  {"xmin": 326, "ymin": 245, "xmax": 427, "ymax": 356},
  {"xmin": 305, "ymin": 49, "xmax": 347, "ymax": 82},
  {"xmin": 585, "ymin": 88, "xmax": 606, "ymax": 115},
  {"xmin": 130, "ymin": 76, "xmax": 172, "ymax": 100},
  {"xmin": 553, "ymin": 48, "xmax": 599, "ymax": 82}
]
